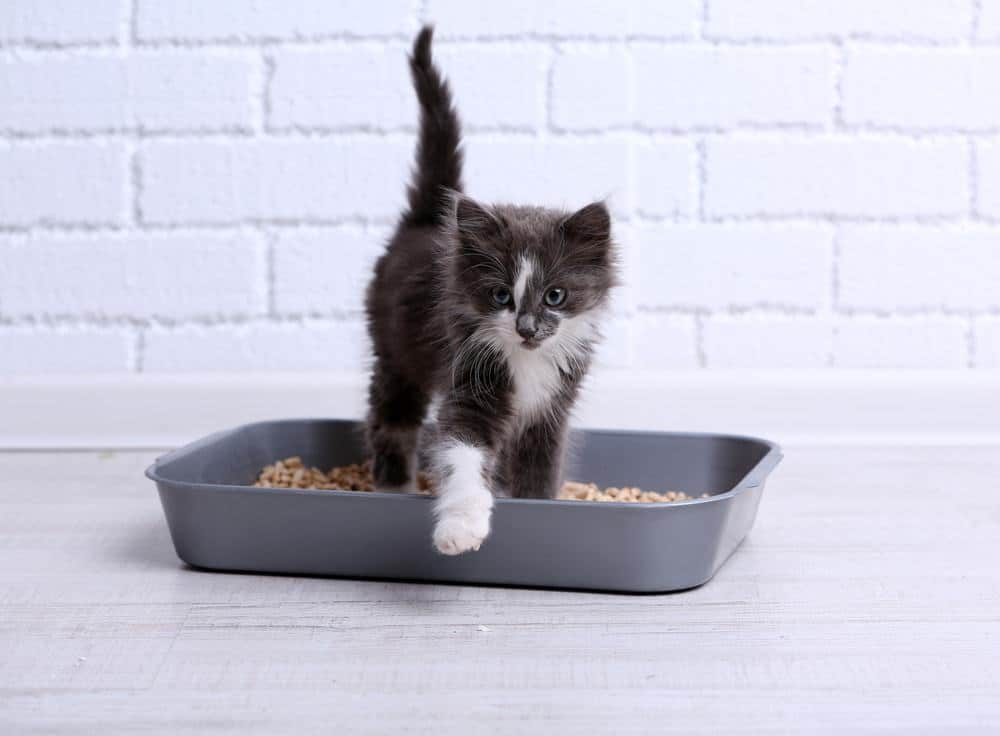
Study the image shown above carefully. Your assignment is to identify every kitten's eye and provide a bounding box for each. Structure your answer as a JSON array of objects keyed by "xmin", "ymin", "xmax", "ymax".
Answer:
[
  {"xmin": 491, "ymin": 286, "xmax": 512, "ymax": 307},
  {"xmin": 544, "ymin": 287, "xmax": 567, "ymax": 307}
]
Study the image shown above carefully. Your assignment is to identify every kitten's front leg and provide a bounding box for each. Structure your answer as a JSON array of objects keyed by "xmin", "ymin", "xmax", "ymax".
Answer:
[
  {"xmin": 506, "ymin": 415, "xmax": 569, "ymax": 500},
  {"xmin": 432, "ymin": 437, "xmax": 495, "ymax": 555}
]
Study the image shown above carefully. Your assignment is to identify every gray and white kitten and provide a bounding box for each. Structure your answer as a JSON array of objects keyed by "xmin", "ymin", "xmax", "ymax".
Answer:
[{"xmin": 365, "ymin": 26, "xmax": 618, "ymax": 555}]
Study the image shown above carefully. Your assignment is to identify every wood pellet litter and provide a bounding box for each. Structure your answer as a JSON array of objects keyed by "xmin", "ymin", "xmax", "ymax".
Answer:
[{"xmin": 254, "ymin": 457, "xmax": 708, "ymax": 503}]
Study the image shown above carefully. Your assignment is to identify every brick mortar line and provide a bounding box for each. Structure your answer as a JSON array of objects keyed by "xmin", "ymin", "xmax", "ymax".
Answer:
[
  {"xmin": 638, "ymin": 306, "xmax": 1000, "ymax": 318},
  {"xmin": 132, "ymin": 328, "xmax": 145, "ymax": 372},
  {"xmin": 0, "ymin": 314, "xmax": 369, "ymax": 329},
  {"xmin": 7, "ymin": 35, "xmax": 1000, "ymax": 56},
  {"xmin": 543, "ymin": 43, "xmax": 559, "ymax": 136},
  {"xmin": 4, "ymin": 310, "xmax": 999, "ymax": 333},
  {"xmin": 5, "ymin": 128, "xmax": 1000, "ymax": 143},
  {"xmin": 967, "ymin": 316, "xmax": 978, "ymax": 367},
  {"xmin": 264, "ymin": 228, "xmax": 278, "ymax": 318},
  {"xmin": 7, "ymin": 215, "xmax": 1000, "ymax": 236},
  {"xmin": 127, "ymin": 35, "xmax": 1000, "ymax": 47},
  {"xmin": 693, "ymin": 312, "xmax": 707, "ymax": 368},
  {"xmin": 695, "ymin": 138, "xmax": 708, "ymax": 222},
  {"xmin": 971, "ymin": 0, "xmax": 985, "ymax": 42},
  {"xmin": 255, "ymin": 52, "xmax": 275, "ymax": 134},
  {"xmin": 969, "ymin": 139, "xmax": 981, "ymax": 219},
  {"xmin": 127, "ymin": 143, "xmax": 142, "ymax": 225},
  {"xmin": 832, "ymin": 40, "xmax": 847, "ymax": 131},
  {"xmin": 830, "ymin": 225, "xmax": 842, "ymax": 314},
  {"xmin": 0, "ymin": 219, "xmax": 396, "ymax": 235}
]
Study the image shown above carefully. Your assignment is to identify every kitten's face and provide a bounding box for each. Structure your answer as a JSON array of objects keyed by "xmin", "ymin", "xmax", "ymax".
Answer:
[{"xmin": 449, "ymin": 198, "xmax": 616, "ymax": 357}]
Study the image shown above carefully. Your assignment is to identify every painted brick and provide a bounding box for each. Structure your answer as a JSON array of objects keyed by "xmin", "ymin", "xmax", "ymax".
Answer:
[
  {"xmin": 973, "ymin": 319, "xmax": 1000, "ymax": 369},
  {"xmin": 272, "ymin": 43, "xmax": 548, "ymax": 132},
  {"xmin": 0, "ymin": 4, "xmax": 994, "ymax": 379},
  {"xmin": 426, "ymin": 0, "xmax": 699, "ymax": 38},
  {"xmin": 976, "ymin": 141, "xmax": 1000, "ymax": 219},
  {"xmin": 0, "ymin": 0, "xmax": 121, "ymax": 45},
  {"xmin": 270, "ymin": 45, "xmax": 412, "ymax": 130},
  {"xmin": 139, "ymin": 139, "xmax": 411, "ymax": 224},
  {"xmin": 463, "ymin": 137, "xmax": 631, "ymax": 214},
  {"xmin": 550, "ymin": 47, "xmax": 631, "ymax": 130},
  {"xmin": 0, "ymin": 232, "xmax": 266, "ymax": 320},
  {"xmin": 0, "ymin": 52, "xmax": 255, "ymax": 133},
  {"xmin": 839, "ymin": 226, "xmax": 1000, "ymax": 311},
  {"xmin": 706, "ymin": 136, "xmax": 968, "ymax": 218},
  {"xmin": 634, "ymin": 46, "xmax": 834, "ymax": 128},
  {"xmin": 0, "ymin": 328, "xmax": 132, "ymax": 374},
  {"xmin": 843, "ymin": 48, "xmax": 1000, "ymax": 131},
  {"xmin": 273, "ymin": 226, "xmax": 387, "ymax": 315},
  {"xmin": 143, "ymin": 321, "xmax": 369, "ymax": 372},
  {"xmin": 637, "ymin": 224, "xmax": 833, "ymax": 310},
  {"xmin": 436, "ymin": 45, "xmax": 548, "ymax": 131},
  {"xmin": 592, "ymin": 317, "xmax": 635, "ymax": 369},
  {"xmin": 703, "ymin": 316, "xmax": 832, "ymax": 369},
  {"xmin": 633, "ymin": 138, "xmax": 697, "ymax": 217},
  {"xmin": 833, "ymin": 317, "xmax": 968, "ymax": 369},
  {"xmin": 0, "ymin": 142, "xmax": 126, "ymax": 226},
  {"xmin": 136, "ymin": 0, "xmax": 415, "ymax": 42},
  {"xmin": 977, "ymin": 0, "xmax": 1000, "ymax": 40},
  {"xmin": 631, "ymin": 314, "xmax": 699, "ymax": 369},
  {"xmin": 706, "ymin": 0, "xmax": 972, "ymax": 41}
]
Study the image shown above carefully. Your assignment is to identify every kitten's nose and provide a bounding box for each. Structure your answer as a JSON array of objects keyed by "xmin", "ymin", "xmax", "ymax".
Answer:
[{"xmin": 516, "ymin": 314, "xmax": 538, "ymax": 340}]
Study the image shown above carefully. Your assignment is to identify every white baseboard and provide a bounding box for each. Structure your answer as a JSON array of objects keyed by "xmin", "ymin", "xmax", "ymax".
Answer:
[{"xmin": 2, "ymin": 370, "xmax": 999, "ymax": 449}]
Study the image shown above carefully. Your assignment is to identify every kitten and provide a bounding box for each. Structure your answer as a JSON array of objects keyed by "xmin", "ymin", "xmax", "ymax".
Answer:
[{"xmin": 365, "ymin": 26, "xmax": 618, "ymax": 555}]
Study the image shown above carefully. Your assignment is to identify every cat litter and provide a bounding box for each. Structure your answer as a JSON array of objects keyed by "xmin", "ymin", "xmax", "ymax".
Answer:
[{"xmin": 253, "ymin": 456, "xmax": 705, "ymax": 503}]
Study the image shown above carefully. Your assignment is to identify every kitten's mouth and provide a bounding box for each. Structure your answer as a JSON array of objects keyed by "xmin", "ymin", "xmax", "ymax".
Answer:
[{"xmin": 520, "ymin": 338, "xmax": 542, "ymax": 350}]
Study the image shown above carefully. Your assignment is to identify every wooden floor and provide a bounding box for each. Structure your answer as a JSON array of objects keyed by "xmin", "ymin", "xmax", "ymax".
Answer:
[{"xmin": 1, "ymin": 446, "xmax": 998, "ymax": 734}]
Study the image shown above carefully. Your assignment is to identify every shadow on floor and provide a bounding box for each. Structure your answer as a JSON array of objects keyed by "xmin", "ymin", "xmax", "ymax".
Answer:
[{"xmin": 108, "ymin": 519, "xmax": 184, "ymax": 570}]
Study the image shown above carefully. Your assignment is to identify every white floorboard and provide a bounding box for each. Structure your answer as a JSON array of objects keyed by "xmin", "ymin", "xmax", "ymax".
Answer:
[{"xmin": 1, "ymin": 446, "xmax": 998, "ymax": 734}]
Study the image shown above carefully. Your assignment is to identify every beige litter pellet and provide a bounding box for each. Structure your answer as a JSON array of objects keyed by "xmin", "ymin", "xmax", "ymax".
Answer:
[{"xmin": 254, "ymin": 457, "xmax": 709, "ymax": 503}]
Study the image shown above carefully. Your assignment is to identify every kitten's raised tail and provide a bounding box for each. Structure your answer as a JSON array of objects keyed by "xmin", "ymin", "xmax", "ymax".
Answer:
[{"xmin": 403, "ymin": 26, "xmax": 464, "ymax": 227}]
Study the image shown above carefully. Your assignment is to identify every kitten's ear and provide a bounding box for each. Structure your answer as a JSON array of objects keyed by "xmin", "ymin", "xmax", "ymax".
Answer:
[
  {"xmin": 453, "ymin": 195, "xmax": 503, "ymax": 245},
  {"xmin": 561, "ymin": 201, "xmax": 611, "ymax": 245},
  {"xmin": 560, "ymin": 201, "xmax": 612, "ymax": 267}
]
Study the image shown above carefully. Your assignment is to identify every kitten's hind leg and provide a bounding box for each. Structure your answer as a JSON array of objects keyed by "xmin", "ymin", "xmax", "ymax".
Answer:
[{"xmin": 366, "ymin": 364, "xmax": 429, "ymax": 492}]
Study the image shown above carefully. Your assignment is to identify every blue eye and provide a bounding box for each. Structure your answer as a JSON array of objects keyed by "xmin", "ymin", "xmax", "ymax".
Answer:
[
  {"xmin": 544, "ymin": 287, "xmax": 566, "ymax": 307},
  {"xmin": 491, "ymin": 287, "xmax": 512, "ymax": 306}
]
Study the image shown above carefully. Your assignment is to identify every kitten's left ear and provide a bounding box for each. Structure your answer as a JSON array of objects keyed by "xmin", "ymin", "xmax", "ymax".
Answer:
[
  {"xmin": 561, "ymin": 201, "xmax": 611, "ymax": 244},
  {"xmin": 560, "ymin": 201, "xmax": 612, "ymax": 266}
]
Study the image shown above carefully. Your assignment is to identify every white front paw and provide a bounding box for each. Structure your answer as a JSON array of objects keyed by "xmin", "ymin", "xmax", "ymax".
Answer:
[{"xmin": 433, "ymin": 508, "xmax": 490, "ymax": 555}]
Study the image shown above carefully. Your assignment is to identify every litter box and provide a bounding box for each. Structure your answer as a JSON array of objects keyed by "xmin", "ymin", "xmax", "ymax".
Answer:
[{"xmin": 146, "ymin": 419, "xmax": 782, "ymax": 593}]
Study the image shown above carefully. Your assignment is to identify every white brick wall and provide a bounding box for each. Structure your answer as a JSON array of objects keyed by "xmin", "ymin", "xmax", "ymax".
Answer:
[
  {"xmin": 832, "ymin": 317, "xmax": 969, "ymax": 369},
  {"xmin": 975, "ymin": 319, "xmax": 1000, "ymax": 368},
  {"xmin": 0, "ymin": 0, "xmax": 996, "ymax": 376},
  {"xmin": 704, "ymin": 0, "xmax": 973, "ymax": 42},
  {"xmin": 842, "ymin": 48, "xmax": 1000, "ymax": 131},
  {"xmin": 0, "ymin": 52, "xmax": 255, "ymax": 134},
  {"xmin": 0, "ymin": 232, "xmax": 267, "ymax": 319},
  {"xmin": 0, "ymin": 0, "xmax": 121, "ymax": 46},
  {"xmin": 706, "ymin": 136, "xmax": 968, "ymax": 218},
  {"xmin": 0, "ymin": 142, "xmax": 126, "ymax": 226},
  {"xmin": 633, "ymin": 46, "xmax": 835, "ymax": 129}
]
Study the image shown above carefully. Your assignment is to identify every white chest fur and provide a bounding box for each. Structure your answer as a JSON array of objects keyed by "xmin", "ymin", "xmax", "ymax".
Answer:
[{"xmin": 506, "ymin": 345, "xmax": 564, "ymax": 422}]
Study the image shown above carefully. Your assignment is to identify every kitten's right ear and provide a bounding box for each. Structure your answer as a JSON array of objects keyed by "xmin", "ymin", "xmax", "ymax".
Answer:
[{"xmin": 452, "ymin": 194, "xmax": 503, "ymax": 245}]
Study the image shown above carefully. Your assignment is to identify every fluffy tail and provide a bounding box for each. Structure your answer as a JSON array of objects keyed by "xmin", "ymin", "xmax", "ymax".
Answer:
[{"xmin": 402, "ymin": 26, "xmax": 463, "ymax": 227}]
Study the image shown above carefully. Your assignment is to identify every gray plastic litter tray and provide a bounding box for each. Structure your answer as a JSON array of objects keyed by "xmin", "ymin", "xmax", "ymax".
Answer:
[{"xmin": 146, "ymin": 419, "xmax": 782, "ymax": 593}]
